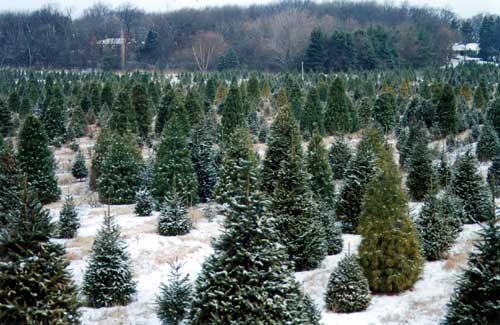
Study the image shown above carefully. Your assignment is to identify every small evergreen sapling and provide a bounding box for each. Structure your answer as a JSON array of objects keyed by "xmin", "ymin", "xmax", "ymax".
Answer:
[
  {"xmin": 325, "ymin": 254, "xmax": 371, "ymax": 313},
  {"xmin": 82, "ymin": 214, "xmax": 137, "ymax": 307},
  {"xmin": 135, "ymin": 189, "xmax": 154, "ymax": 217},
  {"xmin": 72, "ymin": 150, "xmax": 88, "ymax": 181},
  {"xmin": 158, "ymin": 192, "xmax": 192, "ymax": 236},
  {"xmin": 58, "ymin": 196, "xmax": 80, "ymax": 239},
  {"xmin": 156, "ymin": 261, "xmax": 193, "ymax": 325}
]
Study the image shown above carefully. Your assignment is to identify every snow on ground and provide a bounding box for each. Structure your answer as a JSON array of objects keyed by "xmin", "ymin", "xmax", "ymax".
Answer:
[{"xmin": 45, "ymin": 134, "xmax": 494, "ymax": 324}]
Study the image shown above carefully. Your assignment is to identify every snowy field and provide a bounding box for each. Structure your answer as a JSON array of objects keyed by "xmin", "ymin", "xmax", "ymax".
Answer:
[{"xmin": 46, "ymin": 134, "xmax": 498, "ymax": 325}]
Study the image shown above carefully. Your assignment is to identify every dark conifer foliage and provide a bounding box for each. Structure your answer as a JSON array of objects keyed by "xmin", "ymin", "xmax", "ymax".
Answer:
[
  {"xmin": 57, "ymin": 196, "xmax": 80, "ymax": 239},
  {"xmin": 487, "ymin": 97, "xmax": 500, "ymax": 137},
  {"xmin": 302, "ymin": 86, "xmax": 324, "ymax": 137},
  {"xmin": 0, "ymin": 98, "xmax": 14, "ymax": 137},
  {"xmin": 304, "ymin": 28, "xmax": 326, "ymax": 72},
  {"xmin": 41, "ymin": 84, "xmax": 67, "ymax": 145},
  {"xmin": 72, "ymin": 150, "xmax": 88, "ymax": 181},
  {"xmin": 373, "ymin": 91, "xmax": 397, "ymax": 133},
  {"xmin": 17, "ymin": 115, "xmax": 61, "ymax": 204},
  {"xmin": 306, "ymin": 131, "xmax": 335, "ymax": 207},
  {"xmin": 328, "ymin": 137, "xmax": 353, "ymax": 180},
  {"xmin": 476, "ymin": 123, "xmax": 500, "ymax": 162},
  {"xmin": 134, "ymin": 189, "xmax": 154, "ymax": 217},
  {"xmin": 221, "ymin": 80, "xmax": 245, "ymax": 146},
  {"xmin": 436, "ymin": 84, "xmax": 458, "ymax": 136},
  {"xmin": 325, "ymin": 77, "xmax": 353, "ymax": 134},
  {"xmin": 487, "ymin": 155, "xmax": 500, "ymax": 197},
  {"xmin": 0, "ymin": 136, "xmax": 22, "ymax": 225},
  {"xmin": 406, "ymin": 137, "xmax": 438, "ymax": 201},
  {"xmin": 158, "ymin": 191, "xmax": 192, "ymax": 236},
  {"xmin": 155, "ymin": 85, "xmax": 175, "ymax": 137},
  {"xmin": 132, "ymin": 83, "xmax": 153, "ymax": 145},
  {"xmin": 110, "ymin": 89, "xmax": 137, "ymax": 136}
]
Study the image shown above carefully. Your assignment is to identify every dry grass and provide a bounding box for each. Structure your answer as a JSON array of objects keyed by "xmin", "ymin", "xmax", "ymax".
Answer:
[
  {"xmin": 66, "ymin": 236, "xmax": 95, "ymax": 257},
  {"xmin": 189, "ymin": 207, "xmax": 204, "ymax": 225},
  {"xmin": 153, "ymin": 245, "xmax": 200, "ymax": 265},
  {"xmin": 58, "ymin": 174, "xmax": 75, "ymax": 185},
  {"xmin": 443, "ymin": 251, "xmax": 468, "ymax": 271}
]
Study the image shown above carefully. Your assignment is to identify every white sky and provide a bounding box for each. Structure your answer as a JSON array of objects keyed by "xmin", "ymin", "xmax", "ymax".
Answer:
[{"xmin": 0, "ymin": 0, "xmax": 499, "ymax": 18}]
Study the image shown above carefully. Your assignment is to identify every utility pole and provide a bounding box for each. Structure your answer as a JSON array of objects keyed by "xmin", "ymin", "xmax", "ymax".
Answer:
[
  {"xmin": 120, "ymin": 27, "xmax": 126, "ymax": 71},
  {"xmin": 301, "ymin": 61, "xmax": 304, "ymax": 81}
]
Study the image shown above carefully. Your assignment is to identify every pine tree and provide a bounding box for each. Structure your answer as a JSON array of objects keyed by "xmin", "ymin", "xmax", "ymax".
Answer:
[
  {"xmin": 0, "ymin": 188, "xmax": 80, "ymax": 323},
  {"xmin": 476, "ymin": 123, "xmax": 500, "ymax": 162},
  {"xmin": 109, "ymin": 89, "xmax": 137, "ymax": 136},
  {"xmin": 68, "ymin": 105, "xmax": 87, "ymax": 139},
  {"xmin": 132, "ymin": 83, "xmax": 153, "ymax": 145},
  {"xmin": 156, "ymin": 261, "xmax": 193, "ymax": 325},
  {"xmin": 304, "ymin": 28, "xmax": 326, "ymax": 72},
  {"xmin": 443, "ymin": 214, "xmax": 500, "ymax": 324},
  {"xmin": 57, "ymin": 196, "xmax": 80, "ymax": 239},
  {"xmin": 373, "ymin": 91, "xmax": 397, "ymax": 134},
  {"xmin": 358, "ymin": 145, "xmax": 423, "ymax": 293},
  {"xmin": 97, "ymin": 134, "xmax": 142, "ymax": 204},
  {"xmin": 220, "ymin": 81, "xmax": 245, "ymax": 146},
  {"xmin": 328, "ymin": 137, "xmax": 353, "ymax": 180},
  {"xmin": 436, "ymin": 83, "xmax": 458, "ymax": 136},
  {"xmin": 306, "ymin": 131, "xmax": 335, "ymax": 207},
  {"xmin": 205, "ymin": 77, "xmax": 217, "ymax": 104},
  {"xmin": 302, "ymin": 87, "xmax": 324, "ymax": 136},
  {"xmin": 0, "ymin": 98, "xmax": 13, "ymax": 137},
  {"xmin": 7, "ymin": 90, "xmax": 20, "ymax": 114},
  {"xmin": 0, "ymin": 136, "xmax": 22, "ymax": 225},
  {"xmin": 399, "ymin": 121, "xmax": 428, "ymax": 169},
  {"xmin": 320, "ymin": 207, "xmax": 344, "ymax": 255},
  {"xmin": 487, "ymin": 97, "xmax": 500, "ymax": 137},
  {"xmin": 325, "ymin": 77, "xmax": 353, "ymax": 134},
  {"xmin": 192, "ymin": 121, "xmax": 218, "ymax": 203},
  {"xmin": 101, "ymin": 82, "xmax": 114, "ymax": 109},
  {"xmin": 155, "ymin": 85, "xmax": 175, "ymax": 137},
  {"xmin": 406, "ymin": 138, "xmax": 438, "ymax": 201},
  {"xmin": 415, "ymin": 193, "xmax": 464, "ymax": 261},
  {"xmin": 41, "ymin": 85, "xmax": 66, "ymax": 144},
  {"xmin": 153, "ymin": 108, "xmax": 199, "ymax": 206},
  {"xmin": 134, "ymin": 188, "xmax": 154, "ymax": 217},
  {"xmin": 158, "ymin": 191, "xmax": 192, "ymax": 236},
  {"xmin": 72, "ymin": 150, "xmax": 88, "ymax": 181},
  {"xmin": 17, "ymin": 115, "xmax": 61, "ymax": 204},
  {"xmin": 89, "ymin": 127, "xmax": 113, "ymax": 190},
  {"xmin": 20, "ymin": 96, "xmax": 31, "ymax": 117},
  {"xmin": 82, "ymin": 214, "xmax": 136, "ymax": 307},
  {"xmin": 325, "ymin": 254, "xmax": 371, "ymax": 313},
  {"xmin": 247, "ymin": 74, "xmax": 260, "ymax": 101},
  {"xmin": 190, "ymin": 162, "xmax": 318, "ymax": 324},
  {"xmin": 450, "ymin": 151, "xmax": 493, "ymax": 223},
  {"xmin": 487, "ymin": 155, "xmax": 500, "ymax": 197}
]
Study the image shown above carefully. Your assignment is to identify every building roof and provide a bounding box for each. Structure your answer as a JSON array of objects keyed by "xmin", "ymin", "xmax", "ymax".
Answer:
[{"xmin": 97, "ymin": 38, "xmax": 124, "ymax": 45}]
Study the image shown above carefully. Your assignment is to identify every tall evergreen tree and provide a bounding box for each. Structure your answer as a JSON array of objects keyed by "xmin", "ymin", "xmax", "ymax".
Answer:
[
  {"xmin": 487, "ymin": 97, "xmax": 500, "ymax": 137},
  {"xmin": 443, "ymin": 214, "xmax": 500, "ymax": 324},
  {"xmin": 436, "ymin": 83, "xmax": 458, "ymax": 136},
  {"xmin": 246, "ymin": 74, "xmax": 260, "ymax": 101},
  {"xmin": 101, "ymin": 82, "xmax": 114, "ymax": 109},
  {"xmin": 306, "ymin": 131, "xmax": 335, "ymax": 207},
  {"xmin": 476, "ymin": 123, "xmax": 500, "ymax": 162},
  {"xmin": 373, "ymin": 91, "xmax": 397, "ymax": 133},
  {"xmin": 406, "ymin": 137, "xmax": 438, "ymax": 201},
  {"xmin": 220, "ymin": 81, "xmax": 245, "ymax": 146},
  {"xmin": 450, "ymin": 151, "xmax": 493, "ymax": 223},
  {"xmin": 17, "ymin": 115, "xmax": 60, "ymax": 204},
  {"xmin": 41, "ymin": 85, "xmax": 66, "ymax": 144},
  {"xmin": 109, "ymin": 89, "xmax": 137, "ymax": 136},
  {"xmin": 0, "ymin": 136, "xmax": 22, "ymax": 225},
  {"xmin": 153, "ymin": 108, "xmax": 199, "ymax": 206},
  {"xmin": 89, "ymin": 127, "xmax": 113, "ymax": 190},
  {"xmin": 325, "ymin": 77, "xmax": 353, "ymax": 134},
  {"xmin": 68, "ymin": 105, "xmax": 87, "ymax": 139},
  {"xmin": 487, "ymin": 155, "xmax": 500, "ymax": 197},
  {"xmin": 302, "ymin": 87, "xmax": 324, "ymax": 136},
  {"xmin": 205, "ymin": 77, "xmax": 217, "ymax": 104},
  {"xmin": 0, "ymin": 188, "xmax": 80, "ymax": 323},
  {"xmin": 155, "ymin": 85, "xmax": 175, "ymax": 137},
  {"xmin": 0, "ymin": 98, "xmax": 13, "ymax": 137},
  {"xmin": 328, "ymin": 137, "xmax": 353, "ymax": 180},
  {"xmin": 358, "ymin": 145, "xmax": 423, "ymax": 293},
  {"xmin": 192, "ymin": 118, "xmax": 218, "ymax": 202},
  {"xmin": 132, "ymin": 83, "xmax": 153, "ymax": 145},
  {"xmin": 82, "ymin": 214, "xmax": 136, "ymax": 307},
  {"xmin": 304, "ymin": 28, "xmax": 326, "ymax": 72},
  {"xmin": 190, "ymin": 161, "xmax": 318, "ymax": 324}
]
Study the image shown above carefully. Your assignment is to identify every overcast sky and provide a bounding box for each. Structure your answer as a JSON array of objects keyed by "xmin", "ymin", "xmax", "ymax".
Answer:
[{"xmin": 1, "ymin": 0, "xmax": 499, "ymax": 18}]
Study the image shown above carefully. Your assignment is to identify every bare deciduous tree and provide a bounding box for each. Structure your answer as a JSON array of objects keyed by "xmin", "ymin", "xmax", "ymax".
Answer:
[{"xmin": 191, "ymin": 31, "xmax": 227, "ymax": 72}]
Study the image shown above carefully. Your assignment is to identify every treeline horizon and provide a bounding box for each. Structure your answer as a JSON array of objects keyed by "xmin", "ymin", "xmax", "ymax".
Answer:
[{"xmin": 0, "ymin": 0, "xmax": 492, "ymax": 72}]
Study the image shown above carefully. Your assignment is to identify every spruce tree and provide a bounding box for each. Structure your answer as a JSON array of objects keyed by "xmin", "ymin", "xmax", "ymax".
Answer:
[
  {"xmin": 325, "ymin": 77, "xmax": 353, "ymax": 134},
  {"xmin": 325, "ymin": 254, "xmax": 371, "ymax": 313},
  {"xmin": 190, "ymin": 162, "xmax": 318, "ymax": 324},
  {"xmin": 0, "ymin": 136, "xmax": 22, "ymax": 225},
  {"xmin": 320, "ymin": 207, "xmax": 344, "ymax": 255},
  {"xmin": 306, "ymin": 131, "xmax": 335, "ymax": 207},
  {"xmin": 443, "ymin": 214, "xmax": 500, "ymax": 324},
  {"xmin": 302, "ymin": 87, "xmax": 324, "ymax": 137},
  {"xmin": 487, "ymin": 97, "xmax": 500, "ymax": 137},
  {"xmin": 220, "ymin": 81, "xmax": 245, "ymax": 146},
  {"xmin": 328, "ymin": 137, "xmax": 353, "ymax": 180},
  {"xmin": 304, "ymin": 28, "xmax": 326, "ymax": 72},
  {"xmin": 72, "ymin": 150, "xmax": 88, "ymax": 181},
  {"xmin": 476, "ymin": 123, "xmax": 500, "ymax": 162},
  {"xmin": 415, "ymin": 193, "xmax": 464, "ymax": 261},
  {"xmin": 247, "ymin": 74, "xmax": 260, "ymax": 101},
  {"xmin": 97, "ymin": 134, "xmax": 142, "ymax": 204},
  {"xmin": 0, "ymin": 188, "xmax": 80, "ymax": 323},
  {"xmin": 109, "ymin": 89, "xmax": 137, "ymax": 136},
  {"xmin": 155, "ymin": 85, "xmax": 175, "ymax": 136},
  {"xmin": 406, "ymin": 138, "xmax": 438, "ymax": 201},
  {"xmin": 134, "ymin": 188, "xmax": 154, "ymax": 217},
  {"xmin": 57, "ymin": 196, "xmax": 80, "ymax": 239},
  {"xmin": 68, "ymin": 105, "xmax": 87, "ymax": 139},
  {"xmin": 205, "ymin": 77, "xmax": 217, "ymax": 104},
  {"xmin": 156, "ymin": 261, "xmax": 193, "ymax": 325},
  {"xmin": 450, "ymin": 151, "xmax": 493, "ymax": 223},
  {"xmin": 373, "ymin": 91, "xmax": 397, "ymax": 133},
  {"xmin": 0, "ymin": 98, "xmax": 14, "ymax": 137},
  {"xmin": 358, "ymin": 145, "xmax": 423, "ymax": 293},
  {"xmin": 17, "ymin": 115, "xmax": 61, "ymax": 204},
  {"xmin": 89, "ymin": 127, "xmax": 113, "ymax": 190},
  {"xmin": 436, "ymin": 83, "xmax": 458, "ymax": 136},
  {"xmin": 41, "ymin": 85, "xmax": 66, "ymax": 144},
  {"xmin": 214, "ymin": 127, "xmax": 259, "ymax": 206},
  {"xmin": 101, "ymin": 82, "xmax": 114, "ymax": 109},
  {"xmin": 158, "ymin": 191, "xmax": 192, "ymax": 236},
  {"xmin": 487, "ymin": 155, "xmax": 500, "ymax": 197},
  {"xmin": 82, "ymin": 214, "xmax": 136, "ymax": 307},
  {"xmin": 132, "ymin": 83, "xmax": 153, "ymax": 145},
  {"xmin": 152, "ymin": 108, "xmax": 199, "ymax": 206}
]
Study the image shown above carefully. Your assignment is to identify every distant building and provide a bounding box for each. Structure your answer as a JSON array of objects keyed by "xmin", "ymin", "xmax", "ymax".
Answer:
[{"xmin": 97, "ymin": 38, "xmax": 124, "ymax": 47}]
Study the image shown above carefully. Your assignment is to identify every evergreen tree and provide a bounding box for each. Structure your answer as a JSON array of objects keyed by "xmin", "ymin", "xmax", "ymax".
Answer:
[
  {"xmin": 325, "ymin": 254, "xmax": 371, "ymax": 313},
  {"xmin": 17, "ymin": 115, "xmax": 61, "ymax": 204},
  {"xmin": 220, "ymin": 81, "xmax": 245, "ymax": 146},
  {"xmin": 438, "ymin": 151, "xmax": 452, "ymax": 189},
  {"xmin": 320, "ymin": 207, "xmax": 344, "ymax": 255},
  {"xmin": 72, "ymin": 150, "xmax": 88, "ymax": 181},
  {"xmin": 443, "ymin": 214, "xmax": 500, "ymax": 324},
  {"xmin": 158, "ymin": 191, "xmax": 192, "ymax": 236},
  {"xmin": 487, "ymin": 155, "xmax": 500, "ymax": 197},
  {"xmin": 205, "ymin": 77, "xmax": 217, "ymax": 104},
  {"xmin": 82, "ymin": 214, "xmax": 136, "ymax": 307},
  {"xmin": 487, "ymin": 97, "xmax": 500, "ymax": 137},
  {"xmin": 68, "ymin": 105, "xmax": 87, "ymax": 139},
  {"xmin": 109, "ymin": 89, "xmax": 137, "ymax": 136},
  {"xmin": 358, "ymin": 146, "xmax": 423, "ymax": 293},
  {"xmin": 399, "ymin": 121, "xmax": 428, "ymax": 169},
  {"xmin": 156, "ymin": 261, "xmax": 193, "ymax": 325},
  {"xmin": 306, "ymin": 131, "xmax": 335, "ymax": 207},
  {"xmin": 132, "ymin": 83, "xmax": 153, "ymax": 145},
  {"xmin": 328, "ymin": 137, "xmax": 353, "ymax": 180},
  {"xmin": 7, "ymin": 90, "xmax": 20, "ymax": 114},
  {"xmin": 325, "ymin": 77, "xmax": 353, "ymax": 134},
  {"xmin": 152, "ymin": 108, "xmax": 199, "ymax": 206},
  {"xmin": 302, "ymin": 87, "xmax": 324, "ymax": 136},
  {"xmin": 0, "ymin": 188, "xmax": 80, "ymax": 323},
  {"xmin": 41, "ymin": 85, "xmax": 66, "ymax": 144},
  {"xmin": 415, "ymin": 193, "xmax": 464, "ymax": 261},
  {"xmin": 0, "ymin": 98, "xmax": 13, "ymax": 137},
  {"xmin": 155, "ymin": 85, "xmax": 175, "ymax": 137},
  {"xmin": 97, "ymin": 134, "xmax": 142, "ymax": 204},
  {"xmin": 373, "ymin": 91, "xmax": 397, "ymax": 133},
  {"xmin": 57, "ymin": 196, "xmax": 80, "ymax": 239},
  {"xmin": 20, "ymin": 96, "xmax": 31, "ymax": 117},
  {"xmin": 134, "ymin": 188, "xmax": 154, "ymax": 217},
  {"xmin": 450, "ymin": 151, "xmax": 493, "ymax": 223},
  {"xmin": 247, "ymin": 74, "xmax": 260, "ymax": 101},
  {"xmin": 192, "ymin": 118, "xmax": 218, "ymax": 203},
  {"xmin": 304, "ymin": 28, "xmax": 326, "ymax": 72},
  {"xmin": 190, "ymin": 162, "xmax": 318, "ymax": 324},
  {"xmin": 406, "ymin": 138, "xmax": 438, "ymax": 201},
  {"xmin": 101, "ymin": 82, "xmax": 114, "ymax": 109},
  {"xmin": 89, "ymin": 127, "xmax": 113, "ymax": 190},
  {"xmin": 0, "ymin": 136, "xmax": 22, "ymax": 225},
  {"xmin": 436, "ymin": 83, "xmax": 458, "ymax": 136},
  {"xmin": 476, "ymin": 123, "xmax": 500, "ymax": 162}
]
